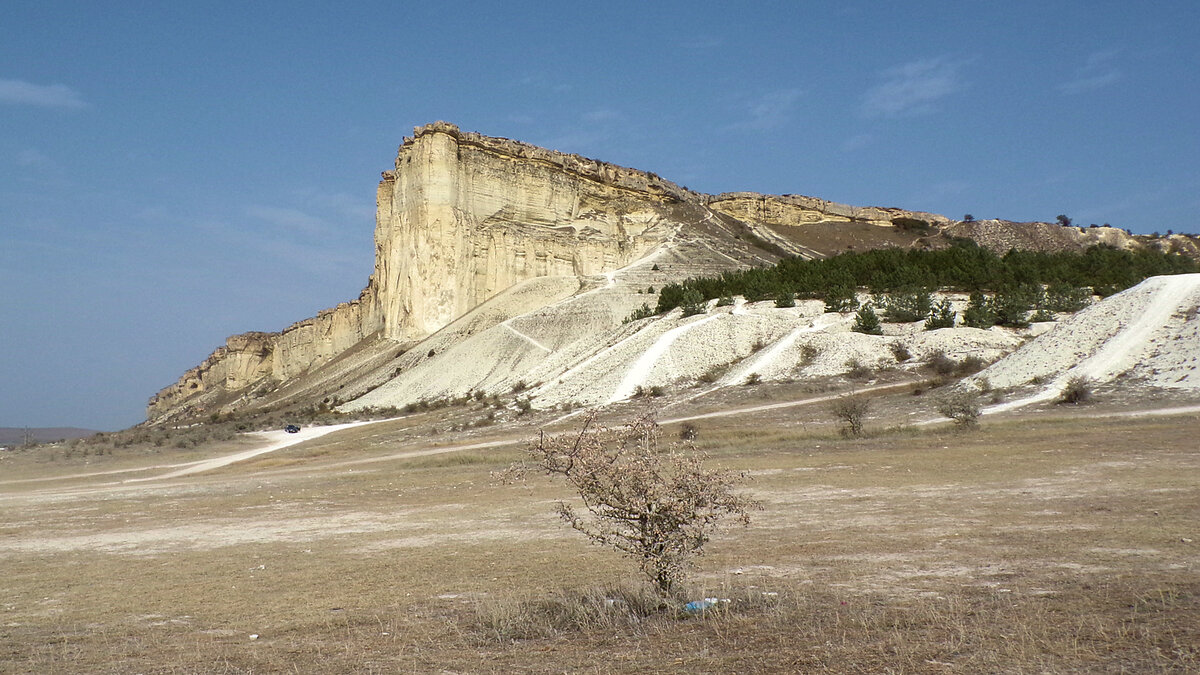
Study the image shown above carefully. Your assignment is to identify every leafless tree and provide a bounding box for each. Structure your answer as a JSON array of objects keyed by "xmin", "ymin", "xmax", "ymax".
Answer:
[{"xmin": 510, "ymin": 412, "xmax": 759, "ymax": 594}]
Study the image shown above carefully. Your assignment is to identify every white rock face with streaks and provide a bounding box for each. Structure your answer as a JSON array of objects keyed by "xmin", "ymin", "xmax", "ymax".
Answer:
[
  {"xmin": 977, "ymin": 274, "xmax": 1200, "ymax": 411},
  {"xmin": 146, "ymin": 122, "xmax": 1196, "ymax": 424},
  {"xmin": 372, "ymin": 122, "xmax": 676, "ymax": 341}
]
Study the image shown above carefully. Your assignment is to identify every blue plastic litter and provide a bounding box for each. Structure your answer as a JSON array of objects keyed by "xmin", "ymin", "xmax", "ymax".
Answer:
[{"xmin": 683, "ymin": 598, "xmax": 719, "ymax": 613}]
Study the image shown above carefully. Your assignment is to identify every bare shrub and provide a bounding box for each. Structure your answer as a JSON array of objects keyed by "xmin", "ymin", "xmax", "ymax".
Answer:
[
  {"xmin": 1058, "ymin": 376, "xmax": 1094, "ymax": 405},
  {"xmin": 936, "ymin": 391, "xmax": 981, "ymax": 430},
  {"xmin": 679, "ymin": 423, "xmax": 698, "ymax": 441},
  {"xmin": 831, "ymin": 395, "xmax": 869, "ymax": 437},
  {"xmin": 697, "ymin": 364, "xmax": 728, "ymax": 384},
  {"xmin": 507, "ymin": 412, "xmax": 759, "ymax": 594},
  {"xmin": 955, "ymin": 355, "xmax": 986, "ymax": 375},
  {"xmin": 845, "ymin": 359, "xmax": 873, "ymax": 380},
  {"xmin": 744, "ymin": 372, "xmax": 762, "ymax": 386},
  {"xmin": 889, "ymin": 342, "xmax": 912, "ymax": 362},
  {"xmin": 924, "ymin": 350, "xmax": 956, "ymax": 376}
]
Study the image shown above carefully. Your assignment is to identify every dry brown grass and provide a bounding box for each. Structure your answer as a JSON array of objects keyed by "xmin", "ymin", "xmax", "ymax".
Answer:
[{"xmin": 1, "ymin": 405, "xmax": 1198, "ymax": 673}]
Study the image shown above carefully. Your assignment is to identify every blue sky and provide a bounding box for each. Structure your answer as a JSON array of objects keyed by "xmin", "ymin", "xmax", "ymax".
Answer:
[{"xmin": 3, "ymin": 1, "xmax": 1198, "ymax": 430}]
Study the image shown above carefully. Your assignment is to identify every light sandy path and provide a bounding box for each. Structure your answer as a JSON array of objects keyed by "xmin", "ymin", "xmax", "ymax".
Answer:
[
  {"xmin": 501, "ymin": 321, "xmax": 552, "ymax": 352},
  {"xmin": 609, "ymin": 314, "xmax": 722, "ymax": 403},
  {"xmin": 9, "ymin": 392, "xmax": 1200, "ymax": 496},
  {"xmin": 123, "ymin": 419, "xmax": 384, "ymax": 482}
]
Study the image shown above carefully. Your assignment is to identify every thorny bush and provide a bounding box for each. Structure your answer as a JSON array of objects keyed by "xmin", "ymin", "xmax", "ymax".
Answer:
[{"xmin": 501, "ymin": 412, "xmax": 760, "ymax": 595}]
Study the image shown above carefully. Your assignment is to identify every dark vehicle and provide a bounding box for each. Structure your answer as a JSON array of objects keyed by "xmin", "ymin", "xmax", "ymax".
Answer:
[{"xmin": 284, "ymin": 424, "xmax": 301, "ymax": 434}]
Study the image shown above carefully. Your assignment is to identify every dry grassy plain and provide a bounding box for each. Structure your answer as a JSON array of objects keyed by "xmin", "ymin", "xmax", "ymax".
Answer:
[{"xmin": 1, "ymin": 388, "xmax": 1198, "ymax": 673}]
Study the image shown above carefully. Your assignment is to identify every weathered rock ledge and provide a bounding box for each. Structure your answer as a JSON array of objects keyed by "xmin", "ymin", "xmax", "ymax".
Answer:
[{"xmin": 146, "ymin": 122, "xmax": 1196, "ymax": 423}]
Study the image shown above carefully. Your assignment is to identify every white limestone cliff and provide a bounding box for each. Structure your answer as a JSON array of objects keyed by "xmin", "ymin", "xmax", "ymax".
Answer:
[{"xmin": 147, "ymin": 122, "xmax": 1189, "ymax": 423}]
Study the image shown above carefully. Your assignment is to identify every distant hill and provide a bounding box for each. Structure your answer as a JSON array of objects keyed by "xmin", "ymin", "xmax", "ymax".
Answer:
[{"xmin": 0, "ymin": 427, "xmax": 100, "ymax": 446}]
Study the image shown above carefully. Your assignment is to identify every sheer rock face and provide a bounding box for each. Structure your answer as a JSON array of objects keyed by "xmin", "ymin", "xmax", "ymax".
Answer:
[
  {"xmin": 146, "ymin": 122, "xmax": 1197, "ymax": 423},
  {"xmin": 147, "ymin": 123, "xmax": 680, "ymax": 422},
  {"xmin": 373, "ymin": 121, "xmax": 676, "ymax": 341}
]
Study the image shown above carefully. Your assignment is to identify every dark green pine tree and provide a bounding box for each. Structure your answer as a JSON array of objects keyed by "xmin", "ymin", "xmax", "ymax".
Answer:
[
  {"xmin": 852, "ymin": 304, "xmax": 884, "ymax": 335},
  {"xmin": 825, "ymin": 285, "xmax": 859, "ymax": 313},
  {"xmin": 924, "ymin": 298, "xmax": 957, "ymax": 330},
  {"xmin": 961, "ymin": 291, "xmax": 995, "ymax": 328}
]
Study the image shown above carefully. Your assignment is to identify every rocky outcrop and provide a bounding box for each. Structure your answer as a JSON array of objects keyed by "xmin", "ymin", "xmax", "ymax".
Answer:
[
  {"xmin": 148, "ymin": 123, "xmax": 685, "ymax": 422},
  {"xmin": 146, "ymin": 122, "xmax": 1200, "ymax": 423},
  {"xmin": 705, "ymin": 192, "xmax": 950, "ymax": 228},
  {"xmin": 945, "ymin": 219, "xmax": 1139, "ymax": 254},
  {"xmin": 372, "ymin": 121, "xmax": 677, "ymax": 340}
]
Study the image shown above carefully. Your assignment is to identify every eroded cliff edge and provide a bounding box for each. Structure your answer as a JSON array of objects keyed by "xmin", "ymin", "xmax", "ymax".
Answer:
[
  {"xmin": 147, "ymin": 121, "xmax": 1188, "ymax": 423},
  {"xmin": 149, "ymin": 122, "xmax": 689, "ymax": 421}
]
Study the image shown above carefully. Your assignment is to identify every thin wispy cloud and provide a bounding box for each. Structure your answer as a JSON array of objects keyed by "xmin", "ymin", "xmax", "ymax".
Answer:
[
  {"xmin": 245, "ymin": 205, "xmax": 329, "ymax": 236},
  {"xmin": 730, "ymin": 88, "xmax": 802, "ymax": 131},
  {"xmin": 1058, "ymin": 50, "xmax": 1122, "ymax": 94},
  {"xmin": 861, "ymin": 57, "xmax": 964, "ymax": 117},
  {"xmin": 0, "ymin": 78, "xmax": 87, "ymax": 108}
]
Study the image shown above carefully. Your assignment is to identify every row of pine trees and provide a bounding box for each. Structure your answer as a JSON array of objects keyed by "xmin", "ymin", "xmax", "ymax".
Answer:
[{"xmin": 634, "ymin": 241, "xmax": 1197, "ymax": 331}]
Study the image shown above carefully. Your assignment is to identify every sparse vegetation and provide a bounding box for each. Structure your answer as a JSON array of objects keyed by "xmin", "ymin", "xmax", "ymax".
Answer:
[
  {"xmin": 624, "ymin": 303, "xmax": 656, "ymax": 323},
  {"xmin": 696, "ymin": 363, "xmax": 729, "ymax": 384},
  {"xmin": 5, "ymin": 399, "xmax": 1198, "ymax": 673},
  {"xmin": 955, "ymin": 355, "xmax": 987, "ymax": 376},
  {"xmin": 679, "ymin": 289, "xmax": 706, "ymax": 317},
  {"xmin": 852, "ymin": 304, "xmax": 883, "ymax": 335},
  {"xmin": 831, "ymin": 395, "xmax": 870, "ymax": 437},
  {"xmin": 891, "ymin": 216, "xmax": 932, "ymax": 233},
  {"xmin": 924, "ymin": 298, "xmax": 957, "ymax": 330},
  {"xmin": 632, "ymin": 385, "xmax": 666, "ymax": 398},
  {"xmin": 924, "ymin": 350, "xmax": 957, "ymax": 376},
  {"xmin": 845, "ymin": 358, "xmax": 873, "ymax": 380},
  {"xmin": 1058, "ymin": 375, "xmax": 1094, "ymax": 405},
  {"xmin": 516, "ymin": 397, "xmax": 534, "ymax": 415},
  {"xmin": 511, "ymin": 412, "xmax": 759, "ymax": 594},
  {"xmin": 936, "ymin": 391, "xmax": 981, "ymax": 429},
  {"xmin": 679, "ymin": 423, "xmax": 698, "ymax": 441}
]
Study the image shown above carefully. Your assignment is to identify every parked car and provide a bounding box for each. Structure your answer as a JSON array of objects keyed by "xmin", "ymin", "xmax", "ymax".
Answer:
[{"xmin": 284, "ymin": 424, "xmax": 301, "ymax": 433}]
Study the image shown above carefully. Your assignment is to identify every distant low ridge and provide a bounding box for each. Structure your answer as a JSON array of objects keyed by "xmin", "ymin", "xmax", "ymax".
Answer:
[{"xmin": 0, "ymin": 427, "xmax": 100, "ymax": 446}]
